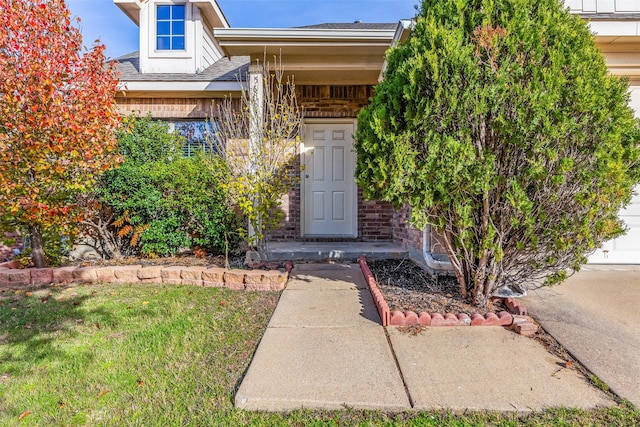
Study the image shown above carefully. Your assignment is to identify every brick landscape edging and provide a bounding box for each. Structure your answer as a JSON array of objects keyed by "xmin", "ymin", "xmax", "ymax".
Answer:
[
  {"xmin": 358, "ymin": 256, "xmax": 538, "ymax": 336},
  {"xmin": 0, "ymin": 260, "xmax": 293, "ymax": 292}
]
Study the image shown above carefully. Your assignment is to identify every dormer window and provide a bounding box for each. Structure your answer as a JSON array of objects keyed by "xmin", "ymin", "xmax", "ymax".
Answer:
[{"xmin": 156, "ymin": 4, "xmax": 185, "ymax": 50}]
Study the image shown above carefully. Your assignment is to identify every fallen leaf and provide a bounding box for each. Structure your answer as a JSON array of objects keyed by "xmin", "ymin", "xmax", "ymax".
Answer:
[
  {"xmin": 188, "ymin": 291, "xmax": 193, "ymax": 295},
  {"xmin": 95, "ymin": 323, "xmax": 101, "ymax": 329},
  {"xmin": 14, "ymin": 290, "xmax": 22, "ymax": 295},
  {"xmin": 58, "ymin": 401, "xmax": 66, "ymax": 408},
  {"xmin": 91, "ymin": 291, "xmax": 97, "ymax": 295},
  {"xmin": 142, "ymin": 301, "xmax": 148, "ymax": 305},
  {"xmin": 75, "ymin": 319, "xmax": 83, "ymax": 324},
  {"xmin": 565, "ymin": 360, "xmax": 573, "ymax": 369},
  {"xmin": 25, "ymin": 291, "xmax": 33, "ymax": 297},
  {"xmin": 220, "ymin": 301, "xmax": 226, "ymax": 307},
  {"xmin": 97, "ymin": 389, "xmax": 110, "ymax": 399},
  {"xmin": 18, "ymin": 411, "xmax": 31, "ymax": 420},
  {"xmin": 137, "ymin": 380, "xmax": 144, "ymax": 386},
  {"xmin": 73, "ymin": 301, "xmax": 80, "ymax": 306}
]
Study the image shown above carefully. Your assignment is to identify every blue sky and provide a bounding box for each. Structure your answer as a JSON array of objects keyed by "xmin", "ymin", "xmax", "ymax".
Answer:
[{"xmin": 65, "ymin": 0, "xmax": 418, "ymax": 59}]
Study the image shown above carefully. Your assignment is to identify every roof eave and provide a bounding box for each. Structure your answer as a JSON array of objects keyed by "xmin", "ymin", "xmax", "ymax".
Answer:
[
  {"xmin": 192, "ymin": 0, "xmax": 230, "ymax": 29},
  {"xmin": 114, "ymin": 0, "xmax": 142, "ymax": 26},
  {"xmin": 379, "ymin": 20, "xmax": 414, "ymax": 82}
]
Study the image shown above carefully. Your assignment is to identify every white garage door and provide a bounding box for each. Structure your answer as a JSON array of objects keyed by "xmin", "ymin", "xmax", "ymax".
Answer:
[
  {"xmin": 588, "ymin": 86, "xmax": 640, "ymax": 264},
  {"xmin": 589, "ymin": 187, "xmax": 640, "ymax": 264}
]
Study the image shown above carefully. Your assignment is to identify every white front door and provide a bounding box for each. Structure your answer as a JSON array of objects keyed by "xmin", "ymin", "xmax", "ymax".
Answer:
[
  {"xmin": 302, "ymin": 122, "xmax": 357, "ymax": 237},
  {"xmin": 589, "ymin": 187, "xmax": 640, "ymax": 264}
]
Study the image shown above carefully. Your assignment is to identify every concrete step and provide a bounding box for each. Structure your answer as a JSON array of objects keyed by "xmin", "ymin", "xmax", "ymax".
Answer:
[{"xmin": 268, "ymin": 241, "xmax": 408, "ymax": 262}]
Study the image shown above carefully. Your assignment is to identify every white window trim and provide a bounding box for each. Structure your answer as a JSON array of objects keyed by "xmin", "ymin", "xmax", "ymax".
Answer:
[{"xmin": 150, "ymin": 1, "xmax": 191, "ymax": 59}]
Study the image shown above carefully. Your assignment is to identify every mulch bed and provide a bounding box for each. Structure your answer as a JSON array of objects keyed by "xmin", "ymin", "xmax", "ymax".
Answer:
[
  {"xmin": 366, "ymin": 258, "xmax": 503, "ymax": 315},
  {"xmin": 65, "ymin": 254, "xmax": 248, "ymax": 269}
]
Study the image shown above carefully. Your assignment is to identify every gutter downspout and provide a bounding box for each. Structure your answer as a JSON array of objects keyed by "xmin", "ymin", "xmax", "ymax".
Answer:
[{"xmin": 423, "ymin": 227, "xmax": 452, "ymax": 271}]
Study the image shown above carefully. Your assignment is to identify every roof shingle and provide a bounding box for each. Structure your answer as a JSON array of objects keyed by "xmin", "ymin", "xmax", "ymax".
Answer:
[{"xmin": 113, "ymin": 52, "xmax": 250, "ymax": 82}]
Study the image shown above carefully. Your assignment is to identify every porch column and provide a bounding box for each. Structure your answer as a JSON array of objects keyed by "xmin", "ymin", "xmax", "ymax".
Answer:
[
  {"xmin": 248, "ymin": 63, "xmax": 264, "ymax": 155},
  {"xmin": 248, "ymin": 63, "xmax": 264, "ymax": 243}
]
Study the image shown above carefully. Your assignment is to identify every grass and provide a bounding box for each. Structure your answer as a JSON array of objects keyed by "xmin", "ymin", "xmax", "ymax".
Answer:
[{"xmin": 1, "ymin": 282, "xmax": 638, "ymax": 426}]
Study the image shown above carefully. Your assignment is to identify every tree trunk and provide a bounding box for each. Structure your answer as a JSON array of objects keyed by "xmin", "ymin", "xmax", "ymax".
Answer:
[{"xmin": 29, "ymin": 224, "xmax": 46, "ymax": 268}]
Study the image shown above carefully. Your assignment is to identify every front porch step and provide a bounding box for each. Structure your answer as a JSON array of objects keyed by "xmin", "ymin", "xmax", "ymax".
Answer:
[{"xmin": 267, "ymin": 241, "xmax": 408, "ymax": 262}]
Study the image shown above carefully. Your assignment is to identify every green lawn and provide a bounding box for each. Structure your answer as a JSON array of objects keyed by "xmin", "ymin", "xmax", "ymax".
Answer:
[{"xmin": 0, "ymin": 282, "xmax": 637, "ymax": 426}]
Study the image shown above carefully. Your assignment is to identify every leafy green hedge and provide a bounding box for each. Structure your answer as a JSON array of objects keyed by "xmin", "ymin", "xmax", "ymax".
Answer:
[{"xmin": 99, "ymin": 115, "xmax": 240, "ymax": 257}]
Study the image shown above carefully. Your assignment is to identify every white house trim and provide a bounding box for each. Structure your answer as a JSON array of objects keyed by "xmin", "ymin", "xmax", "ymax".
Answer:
[{"xmin": 122, "ymin": 81, "xmax": 243, "ymax": 92}]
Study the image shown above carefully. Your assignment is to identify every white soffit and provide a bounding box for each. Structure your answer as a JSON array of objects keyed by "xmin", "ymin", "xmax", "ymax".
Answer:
[{"xmin": 214, "ymin": 27, "xmax": 396, "ymax": 56}]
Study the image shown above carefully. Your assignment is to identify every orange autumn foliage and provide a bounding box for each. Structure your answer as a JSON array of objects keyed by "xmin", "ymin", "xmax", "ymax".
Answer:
[{"xmin": 0, "ymin": 0, "xmax": 122, "ymax": 267}]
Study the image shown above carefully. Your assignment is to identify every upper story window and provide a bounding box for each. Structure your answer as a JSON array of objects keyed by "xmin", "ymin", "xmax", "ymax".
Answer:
[{"xmin": 156, "ymin": 5, "xmax": 185, "ymax": 50}]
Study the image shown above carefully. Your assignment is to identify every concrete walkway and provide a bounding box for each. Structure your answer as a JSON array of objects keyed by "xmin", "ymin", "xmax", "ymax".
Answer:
[
  {"xmin": 523, "ymin": 266, "xmax": 640, "ymax": 407},
  {"xmin": 235, "ymin": 264, "xmax": 612, "ymax": 411}
]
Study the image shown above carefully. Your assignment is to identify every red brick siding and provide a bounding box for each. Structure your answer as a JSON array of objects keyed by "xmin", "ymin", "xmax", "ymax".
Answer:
[
  {"xmin": 391, "ymin": 204, "xmax": 423, "ymax": 252},
  {"xmin": 357, "ymin": 188, "xmax": 394, "ymax": 241}
]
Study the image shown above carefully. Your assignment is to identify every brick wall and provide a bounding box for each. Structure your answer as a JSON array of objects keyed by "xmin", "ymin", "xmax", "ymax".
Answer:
[
  {"xmin": 391, "ymin": 204, "xmax": 423, "ymax": 252},
  {"xmin": 116, "ymin": 97, "xmax": 212, "ymax": 118},
  {"xmin": 115, "ymin": 97, "xmax": 243, "ymax": 119},
  {"xmin": 116, "ymin": 85, "xmax": 372, "ymax": 120},
  {"xmin": 297, "ymin": 85, "xmax": 373, "ymax": 118},
  {"xmin": 358, "ymin": 189, "xmax": 394, "ymax": 240},
  {"xmin": 391, "ymin": 204, "xmax": 449, "ymax": 256},
  {"xmin": 268, "ymin": 158, "xmax": 302, "ymax": 241}
]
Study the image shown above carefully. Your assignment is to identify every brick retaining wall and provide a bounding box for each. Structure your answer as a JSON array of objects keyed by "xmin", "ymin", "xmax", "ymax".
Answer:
[{"xmin": 0, "ymin": 261, "xmax": 292, "ymax": 292}]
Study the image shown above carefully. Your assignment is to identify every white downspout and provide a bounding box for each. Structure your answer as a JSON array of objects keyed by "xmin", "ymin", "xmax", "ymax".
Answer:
[{"xmin": 423, "ymin": 227, "xmax": 452, "ymax": 271}]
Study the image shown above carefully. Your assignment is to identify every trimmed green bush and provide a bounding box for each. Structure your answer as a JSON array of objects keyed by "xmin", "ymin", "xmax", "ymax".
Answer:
[{"xmin": 99, "ymin": 116, "xmax": 240, "ymax": 257}]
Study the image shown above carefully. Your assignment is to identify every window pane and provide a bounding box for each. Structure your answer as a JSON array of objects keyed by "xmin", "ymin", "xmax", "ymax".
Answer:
[
  {"xmin": 157, "ymin": 5, "xmax": 170, "ymax": 20},
  {"xmin": 172, "ymin": 36, "xmax": 185, "ymax": 50},
  {"xmin": 172, "ymin": 5, "xmax": 185, "ymax": 20},
  {"xmin": 173, "ymin": 120, "xmax": 219, "ymax": 157},
  {"xmin": 157, "ymin": 21, "xmax": 170, "ymax": 36},
  {"xmin": 157, "ymin": 36, "xmax": 171, "ymax": 50},
  {"xmin": 172, "ymin": 21, "xmax": 185, "ymax": 36}
]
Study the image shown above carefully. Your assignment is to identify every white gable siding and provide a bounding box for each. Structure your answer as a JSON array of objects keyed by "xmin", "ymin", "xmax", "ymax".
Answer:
[
  {"xmin": 566, "ymin": 0, "xmax": 640, "ymax": 13},
  {"xmin": 202, "ymin": 21, "xmax": 223, "ymax": 69}
]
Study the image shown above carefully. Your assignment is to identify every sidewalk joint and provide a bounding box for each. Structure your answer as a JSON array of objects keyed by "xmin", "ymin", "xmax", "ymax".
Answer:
[{"xmin": 383, "ymin": 325, "xmax": 415, "ymax": 408}]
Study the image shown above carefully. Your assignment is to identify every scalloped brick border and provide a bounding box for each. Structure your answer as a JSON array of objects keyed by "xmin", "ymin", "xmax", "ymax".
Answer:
[
  {"xmin": 358, "ymin": 256, "xmax": 537, "ymax": 336},
  {"xmin": 0, "ymin": 260, "xmax": 293, "ymax": 292}
]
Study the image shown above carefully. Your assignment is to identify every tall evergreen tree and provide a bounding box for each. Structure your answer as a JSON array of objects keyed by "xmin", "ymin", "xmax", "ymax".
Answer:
[{"xmin": 356, "ymin": 0, "xmax": 640, "ymax": 306}]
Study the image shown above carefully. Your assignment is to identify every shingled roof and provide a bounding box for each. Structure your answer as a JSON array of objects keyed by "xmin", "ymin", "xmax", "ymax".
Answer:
[{"xmin": 114, "ymin": 52, "xmax": 250, "ymax": 82}]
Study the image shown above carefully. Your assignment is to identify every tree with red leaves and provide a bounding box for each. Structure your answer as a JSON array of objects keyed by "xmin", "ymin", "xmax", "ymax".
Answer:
[{"xmin": 0, "ymin": 0, "xmax": 121, "ymax": 267}]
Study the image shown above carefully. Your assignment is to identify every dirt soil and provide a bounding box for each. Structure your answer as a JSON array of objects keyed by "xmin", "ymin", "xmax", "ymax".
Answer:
[
  {"xmin": 367, "ymin": 259, "xmax": 503, "ymax": 315},
  {"xmin": 67, "ymin": 254, "xmax": 248, "ymax": 269}
]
